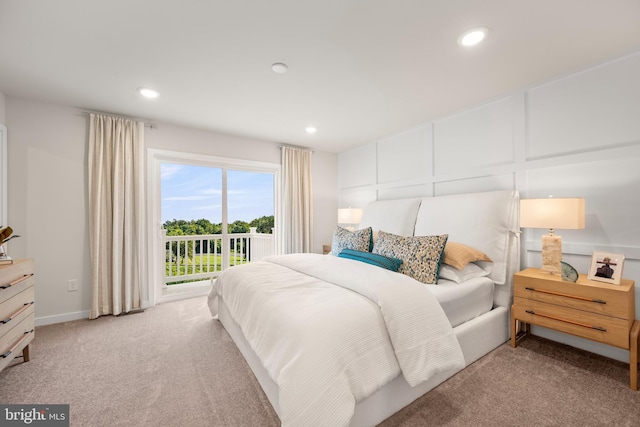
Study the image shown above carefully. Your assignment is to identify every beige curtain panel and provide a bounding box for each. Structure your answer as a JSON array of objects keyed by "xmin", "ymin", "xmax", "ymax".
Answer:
[
  {"xmin": 282, "ymin": 146, "xmax": 313, "ymax": 253},
  {"xmin": 88, "ymin": 114, "xmax": 145, "ymax": 319}
]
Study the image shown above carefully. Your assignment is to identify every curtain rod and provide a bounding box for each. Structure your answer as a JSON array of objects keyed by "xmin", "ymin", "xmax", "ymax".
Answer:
[
  {"xmin": 280, "ymin": 144, "xmax": 313, "ymax": 152},
  {"xmin": 78, "ymin": 110, "xmax": 158, "ymax": 129}
]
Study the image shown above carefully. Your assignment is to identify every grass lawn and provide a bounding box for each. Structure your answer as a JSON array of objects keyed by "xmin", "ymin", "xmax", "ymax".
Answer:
[{"xmin": 165, "ymin": 253, "xmax": 246, "ymax": 277}]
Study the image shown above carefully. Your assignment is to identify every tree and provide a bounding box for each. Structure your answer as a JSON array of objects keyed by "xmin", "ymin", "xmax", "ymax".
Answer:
[{"xmin": 250, "ymin": 215, "xmax": 274, "ymax": 234}]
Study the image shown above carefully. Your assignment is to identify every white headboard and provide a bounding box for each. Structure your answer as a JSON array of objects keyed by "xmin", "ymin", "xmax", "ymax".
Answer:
[
  {"xmin": 358, "ymin": 198, "xmax": 421, "ymax": 237},
  {"xmin": 359, "ymin": 190, "xmax": 520, "ymax": 309}
]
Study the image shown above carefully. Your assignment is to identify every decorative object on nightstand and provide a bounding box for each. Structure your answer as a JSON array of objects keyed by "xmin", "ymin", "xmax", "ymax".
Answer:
[
  {"xmin": 322, "ymin": 244, "xmax": 331, "ymax": 255},
  {"xmin": 519, "ymin": 197, "xmax": 585, "ymax": 275},
  {"xmin": 511, "ymin": 267, "xmax": 638, "ymax": 390},
  {"xmin": 560, "ymin": 261, "xmax": 579, "ymax": 282},
  {"xmin": 337, "ymin": 208, "xmax": 362, "ymax": 232},
  {"xmin": 588, "ymin": 251, "xmax": 625, "ymax": 285}
]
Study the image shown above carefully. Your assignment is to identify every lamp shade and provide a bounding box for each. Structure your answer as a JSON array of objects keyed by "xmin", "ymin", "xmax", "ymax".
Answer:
[
  {"xmin": 337, "ymin": 208, "xmax": 362, "ymax": 225},
  {"xmin": 520, "ymin": 198, "xmax": 585, "ymax": 230}
]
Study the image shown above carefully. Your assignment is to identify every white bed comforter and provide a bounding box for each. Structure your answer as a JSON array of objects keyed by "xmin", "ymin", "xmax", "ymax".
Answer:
[{"xmin": 208, "ymin": 253, "xmax": 465, "ymax": 427}]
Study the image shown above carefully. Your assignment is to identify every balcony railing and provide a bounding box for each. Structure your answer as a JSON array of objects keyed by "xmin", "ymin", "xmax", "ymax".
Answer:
[{"xmin": 163, "ymin": 227, "xmax": 275, "ymax": 286}]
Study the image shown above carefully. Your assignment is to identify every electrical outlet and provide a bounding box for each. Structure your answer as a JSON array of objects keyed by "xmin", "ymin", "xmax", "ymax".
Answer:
[{"xmin": 68, "ymin": 279, "xmax": 79, "ymax": 292}]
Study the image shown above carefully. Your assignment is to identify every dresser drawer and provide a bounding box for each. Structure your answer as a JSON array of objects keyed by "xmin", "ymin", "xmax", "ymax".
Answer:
[
  {"xmin": 514, "ymin": 272, "xmax": 633, "ymax": 321},
  {"xmin": 0, "ymin": 286, "xmax": 35, "ymax": 338},
  {"xmin": 0, "ymin": 313, "xmax": 35, "ymax": 371},
  {"xmin": 0, "ymin": 259, "xmax": 35, "ymax": 305},
  {"xmin": 513, "ymin": 297, "xmax": 631, "ymax": 348}
]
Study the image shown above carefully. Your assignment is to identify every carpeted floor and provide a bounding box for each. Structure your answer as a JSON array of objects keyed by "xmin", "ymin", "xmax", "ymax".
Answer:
[{"xmin": 1, "ymin": 297, "xmax": 639, "ymax": 426}]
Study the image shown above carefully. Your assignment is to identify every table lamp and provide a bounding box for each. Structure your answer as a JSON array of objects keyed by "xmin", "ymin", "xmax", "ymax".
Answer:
[
  {"xmin": 520, "ymin": 197, "xmax": 585, "ymax": 275},
  {"xmin": 337, "ymin": 208, "xmax": 362, "ymax": 232}
]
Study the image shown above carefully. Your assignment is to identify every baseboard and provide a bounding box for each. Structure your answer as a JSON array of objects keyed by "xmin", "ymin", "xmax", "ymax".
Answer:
[{"xmin": 35, "ymin": 310, "xmax": 91, "ymax": 326}]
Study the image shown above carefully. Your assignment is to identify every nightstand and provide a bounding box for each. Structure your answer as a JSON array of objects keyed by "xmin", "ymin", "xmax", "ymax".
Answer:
[{"xmin": 511, "ymin": 267, "xmax": 638, "ymax": 390}]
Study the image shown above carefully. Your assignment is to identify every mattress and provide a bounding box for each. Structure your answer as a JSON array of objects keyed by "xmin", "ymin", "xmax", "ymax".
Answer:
[{"xmin": 428, "ymin": 277, "xmax": 495, "ymax": 328}]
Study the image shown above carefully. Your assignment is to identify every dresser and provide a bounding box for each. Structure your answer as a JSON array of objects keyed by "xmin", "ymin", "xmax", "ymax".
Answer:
[
  {"xmin": 511, "ymin": 267, "xmax": 638, "ymax": 389},
  {"xmin": 0, "ymin": 259, "xmax": 35, "ymax": 372}
]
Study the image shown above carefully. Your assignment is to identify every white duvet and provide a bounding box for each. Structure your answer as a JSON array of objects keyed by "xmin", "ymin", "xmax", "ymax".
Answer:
[{"xmin": 208, "ymin": 253, "xmax": 465, "ymax": 427}]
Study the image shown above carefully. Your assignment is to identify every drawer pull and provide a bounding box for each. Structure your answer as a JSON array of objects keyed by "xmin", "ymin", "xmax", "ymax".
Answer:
[
  {"xmin": 0, "ymin": 274, "xmax": 34, "ymax": 290},
  {"xmin": 525, "ymin": 309, "xmax": 607, "ymax": 332},
  {"xmin": 0, "ymin": 329, "xmax": 34, "ymax": 358},
  {"xmin": 524, "ymin": 287, "xmax": 606, "ymax": 304},
  {"xmin": 1, "ymin": 301, "xmax": 35, "ymax": 324}
]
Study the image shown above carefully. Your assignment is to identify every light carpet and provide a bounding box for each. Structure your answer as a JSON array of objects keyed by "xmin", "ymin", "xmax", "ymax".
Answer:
[{"xmin": 1, "ymin": 297, "xmax": 639, "ymax": 426}]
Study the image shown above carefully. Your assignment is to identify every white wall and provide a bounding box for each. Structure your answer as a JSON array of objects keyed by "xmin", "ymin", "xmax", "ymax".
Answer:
[
  {"xmin": 338, "ymin": 50, "xmax": 640, "ymax": 362},
  {"xmin": 6, "ymin": 97, "xmax": 337, "ymax": 324}
]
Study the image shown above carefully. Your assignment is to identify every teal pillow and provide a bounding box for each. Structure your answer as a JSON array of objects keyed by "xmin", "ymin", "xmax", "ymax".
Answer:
[{"xmin": 338, "ymin": 249, "xmax": 403, "ymax": 272}]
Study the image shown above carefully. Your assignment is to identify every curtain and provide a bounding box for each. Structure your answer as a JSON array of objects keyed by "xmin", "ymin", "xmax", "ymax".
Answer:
[
  {"xmin": 282, "ymin": 146, "xmax": 313, "ymax": 253},
  {"xmin": 88, "ymin": 113, "xmax": 145, "ymax": 319}
]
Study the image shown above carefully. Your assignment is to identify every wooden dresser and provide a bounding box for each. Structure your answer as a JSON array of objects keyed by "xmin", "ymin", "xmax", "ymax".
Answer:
[
  {"xmin": 0, "ymin": 259, "xmax": 35, "ymax": 372},
  {"xmin": 511, "ymin": 267, "xmax": 637, "ymax": 389}
]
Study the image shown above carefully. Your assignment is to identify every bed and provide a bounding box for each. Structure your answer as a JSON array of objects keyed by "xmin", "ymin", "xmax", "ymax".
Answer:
[{"xmin": 208, "ymin": 190, "xmax": 520, "ymax": 426}]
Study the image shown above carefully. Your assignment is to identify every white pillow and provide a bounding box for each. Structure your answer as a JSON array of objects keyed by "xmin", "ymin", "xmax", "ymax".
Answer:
[{"xmin": 438, "ymin": 262, "xmax": 492, "ymax": 284}]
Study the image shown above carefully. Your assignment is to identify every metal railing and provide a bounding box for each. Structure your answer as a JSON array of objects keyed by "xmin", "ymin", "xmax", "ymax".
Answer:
[{"xmin": 163, "ymin": 227, "xmax": 275, "ymax": 285}]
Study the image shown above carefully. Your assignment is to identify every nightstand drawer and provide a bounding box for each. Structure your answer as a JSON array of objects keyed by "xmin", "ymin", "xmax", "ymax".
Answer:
[
  {"xmin": 514, "ymin": 282, "xmax": 629, "ymax": 320},
  {"xmin": 514, "ymin": 270, "xmax": 633, "ymax": 321},
  {"xmin": 513, "ymin": 297, "xmax": 631, "ymax": 348}
]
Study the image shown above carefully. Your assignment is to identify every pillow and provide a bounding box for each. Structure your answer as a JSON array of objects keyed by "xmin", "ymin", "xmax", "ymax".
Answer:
[
  {"xmin": 442, "ymin": 241, "xmax": 493, "ymax": 270},
  {"xmin": 330, "ymin": 226, "xmax": 373, "ymax": 256},
  {"xmin": 438, "ymin": 262, "xmax": 492, "ymax": 284},
  {"xmin": 338, "ymin": 249, "xmax": 403, "ymax": 272},
  {"xmin": 372, "ymin": 231, "xmax": 448, "ymax": 284}
]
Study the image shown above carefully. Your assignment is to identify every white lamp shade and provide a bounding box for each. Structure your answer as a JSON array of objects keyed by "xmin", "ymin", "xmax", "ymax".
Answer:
[
  {"xmin": 520, "ymin": 198, "xmax": 585, "ymax": 230},
  {"xmin": 338, "ymin": 208, "xmax": 362, "ymax": 225}
]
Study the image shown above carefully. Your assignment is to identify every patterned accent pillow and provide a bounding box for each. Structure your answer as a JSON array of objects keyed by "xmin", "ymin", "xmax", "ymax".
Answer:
[
  {"xmin": 330, "ymin": 227, "xmax": 373, "ymax": 256},
  {"xmin": 373, "ymin": 231, "xmax": 448, "ymax": 284}
]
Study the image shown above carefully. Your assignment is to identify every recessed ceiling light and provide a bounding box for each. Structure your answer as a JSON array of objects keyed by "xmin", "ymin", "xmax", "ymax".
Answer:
[
  {"xmin": 138, "ymin": 87, "xmax": 159, "ymax": 98},
  {"xmin": 457, "ymin": 27, "xmax": 489, "ymax": 47},
  {"xmin": 272, "ymin": 63, "xmax": 288, "ymax": 74},
  {"xmin": 305, "ymin": 126, "xmax": 317, "ymax": 134}
]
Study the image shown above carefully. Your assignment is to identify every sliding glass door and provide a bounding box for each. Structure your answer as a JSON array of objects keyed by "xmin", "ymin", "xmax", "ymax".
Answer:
[{"xmin": 148, "ymin": 149, "xmax": 280, "ymax": 304}]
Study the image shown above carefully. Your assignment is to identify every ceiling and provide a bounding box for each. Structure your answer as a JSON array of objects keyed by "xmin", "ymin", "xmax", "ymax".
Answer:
[{"xmin": 1, "ymin": 1, "xmax": 640, "ymax": 153}]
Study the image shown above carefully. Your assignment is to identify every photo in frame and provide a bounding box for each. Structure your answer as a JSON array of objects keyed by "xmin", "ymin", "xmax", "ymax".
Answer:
[{"xmin": 587, "ymin": 251, "xmax": 625, "ymax": 285}]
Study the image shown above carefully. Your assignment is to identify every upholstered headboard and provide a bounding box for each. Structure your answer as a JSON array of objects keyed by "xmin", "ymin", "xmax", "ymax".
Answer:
[
  {"xmin": 358, "ymin": 198, "xmax": 421, "ymax": 237},
  {"xmin": 358, "ymin": 190, "xmax": 520, "ymax": 309}
]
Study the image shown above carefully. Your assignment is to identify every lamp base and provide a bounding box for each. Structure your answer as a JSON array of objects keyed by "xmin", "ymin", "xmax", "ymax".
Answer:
[{"xmin": 541, "ymin": 234, "xmax": 562, "ymax": 275}]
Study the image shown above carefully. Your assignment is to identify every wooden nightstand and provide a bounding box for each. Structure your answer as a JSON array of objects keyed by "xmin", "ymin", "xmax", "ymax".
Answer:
[{"xmin": 511, "ymin": 267, "xmax": 638, "ymax": 390}]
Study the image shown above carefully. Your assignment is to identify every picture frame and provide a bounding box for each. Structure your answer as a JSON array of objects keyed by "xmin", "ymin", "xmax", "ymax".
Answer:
[{"xmin": 587, "ymin": 251, "xmax": 625, "ymax": 285}]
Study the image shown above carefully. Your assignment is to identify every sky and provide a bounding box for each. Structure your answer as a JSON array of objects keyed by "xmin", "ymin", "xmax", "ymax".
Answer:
[{"xmin": 161, "ymin": 163, "xmax": 274, "ymax": 224}]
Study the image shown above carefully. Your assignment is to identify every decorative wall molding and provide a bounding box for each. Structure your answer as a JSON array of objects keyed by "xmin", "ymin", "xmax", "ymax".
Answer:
[{"xmin": 524, "ymin": 240, "xmax": 640, "ymax": 261}]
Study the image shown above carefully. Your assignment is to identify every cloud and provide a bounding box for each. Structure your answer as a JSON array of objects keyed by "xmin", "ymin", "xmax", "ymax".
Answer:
[{"xmin": 161, "ymin": 164, "xmax": 184, "ymax": 179}]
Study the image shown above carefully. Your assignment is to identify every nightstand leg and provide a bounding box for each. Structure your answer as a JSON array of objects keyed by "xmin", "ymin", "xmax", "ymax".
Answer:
[
  {"xmin": 630, "ymin": 320, "xmax": 639, "ymax": 390},
  {"xmin": 511, "ymin": 306, "xmax": 517, "ymax": 348},
  {"xmin": 22, "ymin": 345, "xmax": 30, "ymax": 363}
]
